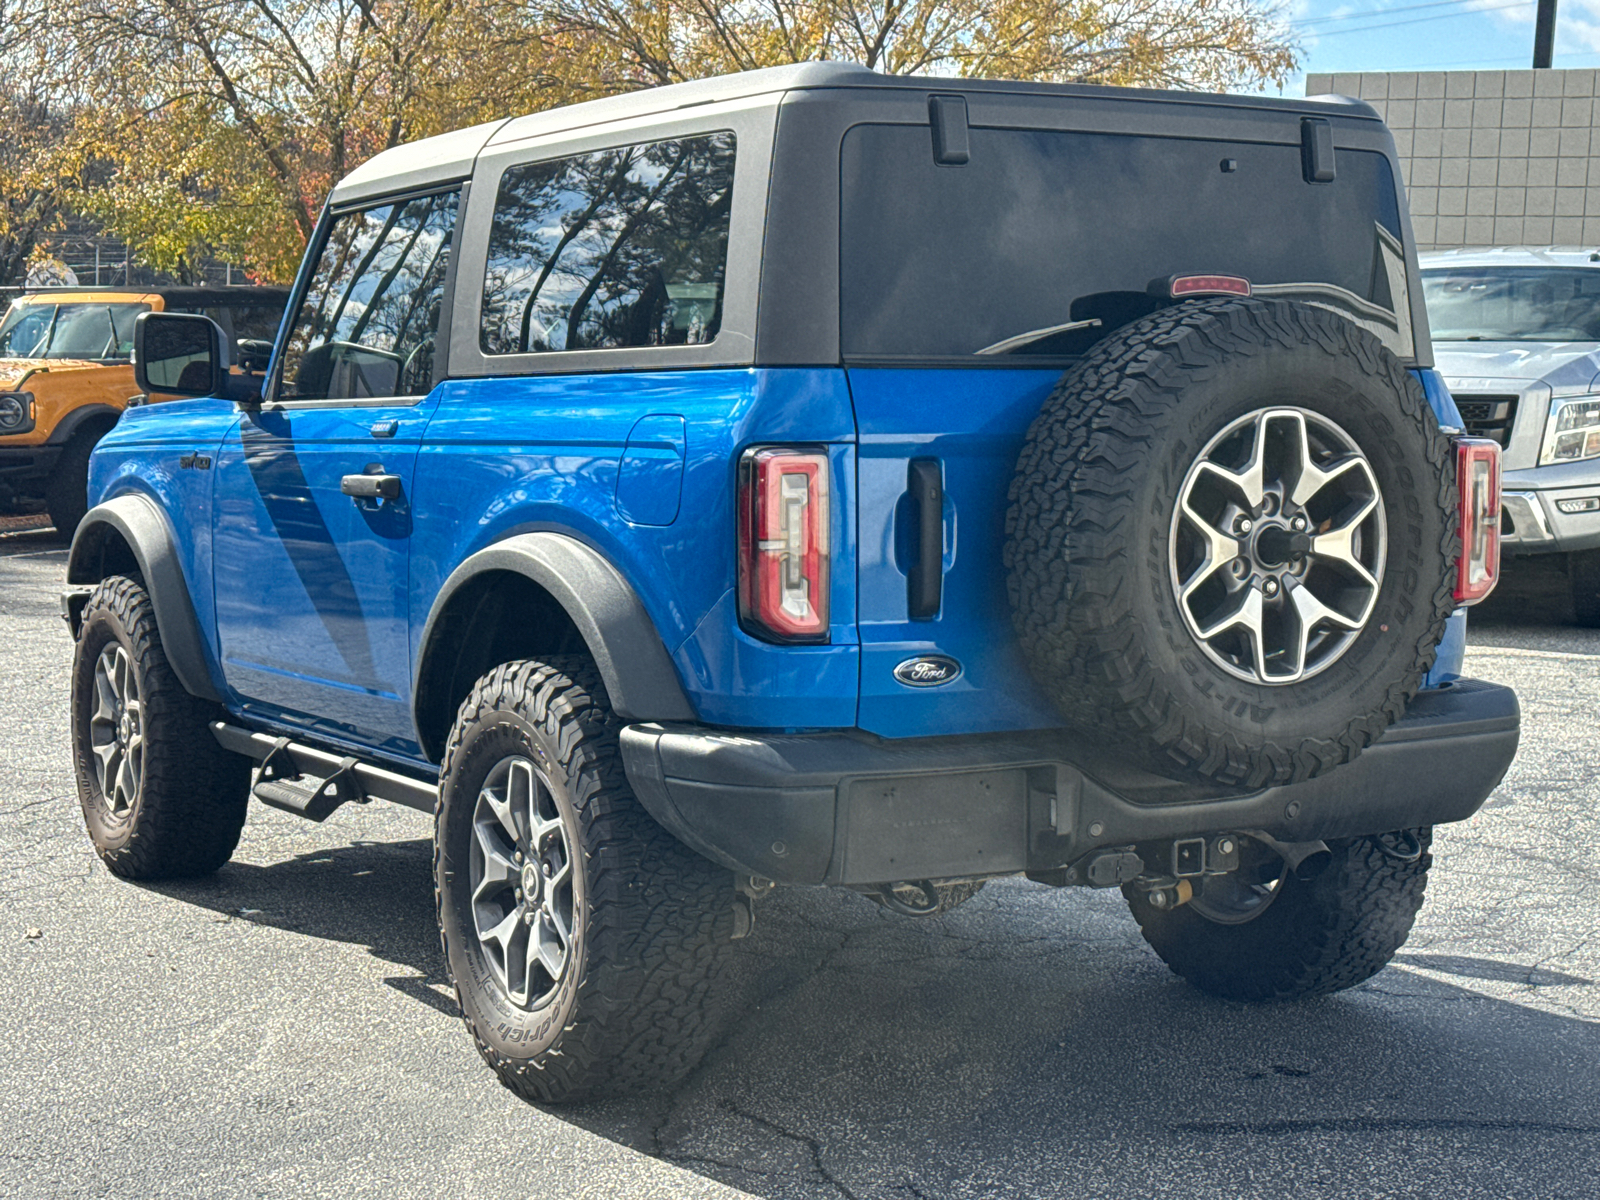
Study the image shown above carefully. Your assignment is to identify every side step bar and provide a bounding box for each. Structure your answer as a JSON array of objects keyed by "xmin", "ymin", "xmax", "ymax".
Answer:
[{"xmin": 210, "ymin": 722, "xmax": 439, "ymax": 820}]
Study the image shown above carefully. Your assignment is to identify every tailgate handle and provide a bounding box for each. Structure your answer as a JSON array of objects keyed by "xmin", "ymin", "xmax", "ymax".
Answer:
[{"xmin": 907, "ymin": 459, "xmax": 944, "ymax": 619}]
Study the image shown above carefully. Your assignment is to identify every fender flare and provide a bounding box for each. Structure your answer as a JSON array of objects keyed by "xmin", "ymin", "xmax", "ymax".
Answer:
[
  {"xmin": 66, "ymin": 494, "xmax": 222, "ymax": 702},
  {"xmin": 414, "ymin": 532, "xmax": 695, "ymax": 748},
  {"xmin": 46, "ymin": 403, "xmax": 122, "ymax": 446}
]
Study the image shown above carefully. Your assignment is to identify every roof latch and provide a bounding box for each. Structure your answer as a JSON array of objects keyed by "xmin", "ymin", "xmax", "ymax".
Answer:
[
  {"xmin": 1301, "ymin": 117, "xmax": 1336, "ymax": 184},
  {"xmin": 929, "ymin": 95, "xmax": 970, "ymax": 166}
]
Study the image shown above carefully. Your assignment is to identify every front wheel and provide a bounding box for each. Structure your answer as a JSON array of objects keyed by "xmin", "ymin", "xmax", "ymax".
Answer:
[
  {"xmin": 69, "ymin": 575, "xmax": 251, "ymax": 878},
  {"xmin": 1124, "ymin": 830, "xmax": 1432, "ymax": 1000},
  {"xmin": 435, "ymin": 657, "xmax": 736, "ymax": 1103}
]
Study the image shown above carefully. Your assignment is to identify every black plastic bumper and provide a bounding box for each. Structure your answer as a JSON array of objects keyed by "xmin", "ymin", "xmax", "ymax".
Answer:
[
  {"xmin": 620, "ymin": 678, "xmax": 1520, "ymax": 887},
  {"xmin": 0, "ymin": 445, "xmax": 59, "ymax": 501}
]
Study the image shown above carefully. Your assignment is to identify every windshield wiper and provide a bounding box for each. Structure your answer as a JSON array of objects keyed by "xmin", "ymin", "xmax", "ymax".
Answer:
[{"xmin": 975, "ymin": 318, "xmax": 1101, "ymax": 356}]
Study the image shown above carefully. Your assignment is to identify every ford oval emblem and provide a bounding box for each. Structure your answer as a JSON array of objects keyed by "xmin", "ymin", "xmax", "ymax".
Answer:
[{"xmin": 894, "ymin": 655, "xmax": 962, "ymax": 688}]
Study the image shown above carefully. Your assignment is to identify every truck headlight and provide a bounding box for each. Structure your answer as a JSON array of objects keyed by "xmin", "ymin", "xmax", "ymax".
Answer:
[
  {"xmin": 1542, "ymin": 397, "xmax": 1600, "ymax": 464},
  {"xmin": 0, "ymin": 392, "xmax": 33, "ymax": 434}
]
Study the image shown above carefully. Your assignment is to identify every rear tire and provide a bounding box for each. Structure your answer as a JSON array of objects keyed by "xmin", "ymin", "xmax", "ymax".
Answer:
[
  {"xmin": 69, "ymin": 575, "xmax": 251, "ymax": 878},
  {"xmin": 45, "ymin": 426, "xmax": 104, "ymax": 536},
  {"xmin": 1124, "ymin": 830, "xmax": 1432, "ymax": 1001},
  {"xmin": 1569, "ymin": 549, "xmax": 1600, "ymax": 627},
  {"xmin": 435, "ymin": 657, "xmax": 736, "ymax": 1103}
]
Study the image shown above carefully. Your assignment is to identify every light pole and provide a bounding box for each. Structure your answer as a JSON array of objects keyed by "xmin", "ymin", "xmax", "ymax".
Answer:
[{"xmin": 1534, "ymin": 0, "xmax": 1558, "ymax": 68}]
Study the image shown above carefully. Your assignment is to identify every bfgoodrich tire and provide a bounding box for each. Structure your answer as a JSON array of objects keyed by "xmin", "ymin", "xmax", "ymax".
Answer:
[
  {"xmin": 45, "ymin": 426, "xmax": 103, "ymax": 537},
  {"xmin": 1124, "ymin": 830, "xmax": 1433, "ymax": 1000},
  {"xmin": 1006, "ymin": 298, "xmax": 1458, "ymax": 789},
  {"xmin": 435, "ymin": 657, "xmax": 736, "ymax": 1103},
  {"xmin": 69, "ymin": 575, "xmax": 251, "ymax": 878}
]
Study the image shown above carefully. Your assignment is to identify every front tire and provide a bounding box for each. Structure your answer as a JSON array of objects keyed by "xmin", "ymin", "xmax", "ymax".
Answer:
[
  {"xmin": 45, "ymin": 426, "xmax": 104, "ymax": 536},
  {"xmin": 1569, "ymin": 549, "xmax": 1600, "ymax": 627},
  {"xmin": 1124, "ymin": 830, "xmax": 1432, "ymax": 1001},
  {"xmin": 435, "ymin": 657, "xmax": 735, "ymax": 1103},
  {"xmin": 69, "ymin": 575, "xmax": 251, "ymax": 878}
]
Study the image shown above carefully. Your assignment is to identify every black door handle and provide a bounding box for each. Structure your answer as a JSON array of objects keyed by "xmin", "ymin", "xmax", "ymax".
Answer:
[
  {"xmin": 341, "ymin": 472, "xmax": 401, "ymax": 500},
  {"xmin": 907, "ymin": 458, "xmax": 944, "ymax": 619}
]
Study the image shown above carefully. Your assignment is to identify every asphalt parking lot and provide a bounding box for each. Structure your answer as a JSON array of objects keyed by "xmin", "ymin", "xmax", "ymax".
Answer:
[{"xmin": 2, "ymin": 518, "xmax": 1596, "ymax": 1200}]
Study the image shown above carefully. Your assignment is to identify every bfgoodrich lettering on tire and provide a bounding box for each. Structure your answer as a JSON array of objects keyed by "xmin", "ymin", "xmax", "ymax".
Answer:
[
  {"xmin": 1005, "ymin": 297, "xmax": 1458, "ymax": 789},
  {"xmin": 434, "ymin": 656, "xmax": 736, "ymax": 1103}
]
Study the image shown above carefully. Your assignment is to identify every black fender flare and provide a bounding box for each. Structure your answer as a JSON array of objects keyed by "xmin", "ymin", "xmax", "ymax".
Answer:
[
  {"xmin": 65, "ymin": 494, "xmax": 222, "ymax": 702},
  {"xmin": 46, "ymin": 403, "xmax": 122, "ymax": 446},
  {"xmin": 414, "ymin": 532, "xmax": 695, "ymax": 752}
]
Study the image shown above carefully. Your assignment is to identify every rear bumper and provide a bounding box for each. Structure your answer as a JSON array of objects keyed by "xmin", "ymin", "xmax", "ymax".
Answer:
[{"xmin": 620, "ymin": 678, "xmax": 1520, "ymax": 887}]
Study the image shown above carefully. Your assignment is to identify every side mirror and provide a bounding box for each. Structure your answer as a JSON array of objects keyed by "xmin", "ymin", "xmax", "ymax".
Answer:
[{"xmin": 133, "ymin": 312, "xmax": 231, "ymax": 397}]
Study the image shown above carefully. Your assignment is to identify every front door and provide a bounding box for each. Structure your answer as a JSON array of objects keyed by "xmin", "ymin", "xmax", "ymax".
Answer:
[{"xmin": 212, "ymin": 188, "xmax": 461, "ymax": 755}]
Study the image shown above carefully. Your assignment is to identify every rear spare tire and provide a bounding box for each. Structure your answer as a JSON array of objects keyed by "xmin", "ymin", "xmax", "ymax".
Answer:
[{"xmin": 1006, "ymin": 297, "xmax": 1456, "ymax": 789}]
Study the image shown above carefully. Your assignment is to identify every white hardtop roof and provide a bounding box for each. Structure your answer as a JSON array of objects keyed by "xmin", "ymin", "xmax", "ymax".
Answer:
[
  {"xmin": 329, "ymin": 63, "xmax": 871, "ymax": 205},
  {"xmin": 1420, "ymin": 246, "xmax": 1600, "ymax": 269},
  {"xmin": 328, "ymin": 60, "xmax": 1381, "ymax": 206},
  {"xmin": 331, "ymin": 118, "xmax": 511, "ymax": 205}
]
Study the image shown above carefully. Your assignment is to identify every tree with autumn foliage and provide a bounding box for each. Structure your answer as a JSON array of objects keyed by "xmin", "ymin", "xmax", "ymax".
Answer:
[{"xmin": 13, "ymin": 0, "xmax": 1296, "ymax": 284}]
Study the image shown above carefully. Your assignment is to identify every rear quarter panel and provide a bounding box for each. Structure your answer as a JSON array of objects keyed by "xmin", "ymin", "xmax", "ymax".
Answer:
[{"xmin": 410, "ymin": 367, "xmax": 860, "ymax": 729}]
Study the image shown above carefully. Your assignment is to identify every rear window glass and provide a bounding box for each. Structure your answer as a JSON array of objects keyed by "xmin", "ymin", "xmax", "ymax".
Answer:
[
  {"xmin": 840, "ymin": 126, "xmax": 1411, "ymax": 361},
  {"xmin": 480, "ymin": 132, "xmax": 736, "ymax": 355}
]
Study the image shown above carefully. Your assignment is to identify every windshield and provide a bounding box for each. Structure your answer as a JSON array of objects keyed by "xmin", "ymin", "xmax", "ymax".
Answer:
[
  {"xmin": 1422, "ymin": 267, "xmax": 1600, "ymax": 341},
  {"xmin": 0, "ymin": 301, "xmax": 148, "ymax": 360}
]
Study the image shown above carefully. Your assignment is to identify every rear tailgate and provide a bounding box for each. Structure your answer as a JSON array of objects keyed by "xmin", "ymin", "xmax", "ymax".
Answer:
[{"xmin": 842, "ymin": 111, "xmax": 1418, "ymax": 738}]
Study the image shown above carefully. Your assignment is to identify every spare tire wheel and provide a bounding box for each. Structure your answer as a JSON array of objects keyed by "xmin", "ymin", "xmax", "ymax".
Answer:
[{"xmin": 1005, "ymin": 297, "xmax": 1458, "ymax": 789}]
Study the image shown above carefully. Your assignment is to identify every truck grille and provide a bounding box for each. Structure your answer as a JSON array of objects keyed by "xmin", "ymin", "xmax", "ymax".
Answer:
[{"xmin": 1453, "ymin": 394, "xmax": 1519, "ymax": 446}]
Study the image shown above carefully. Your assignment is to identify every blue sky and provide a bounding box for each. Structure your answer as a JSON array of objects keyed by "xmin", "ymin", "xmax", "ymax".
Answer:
[{"xmin": 1277, "ymin": 0, "xmax": 1600, "ymax": 94}]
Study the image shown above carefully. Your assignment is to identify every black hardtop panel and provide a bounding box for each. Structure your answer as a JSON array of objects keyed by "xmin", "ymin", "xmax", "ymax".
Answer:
[{"xmin": 756, "ymin": 82, "xmax": 1409, "ymax": 367}]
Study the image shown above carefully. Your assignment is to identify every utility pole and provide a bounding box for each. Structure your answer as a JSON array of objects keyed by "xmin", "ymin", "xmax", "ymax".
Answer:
[{"xmin": 1534, "ymin": 0, "xmax": 1558, "ymax": 68}]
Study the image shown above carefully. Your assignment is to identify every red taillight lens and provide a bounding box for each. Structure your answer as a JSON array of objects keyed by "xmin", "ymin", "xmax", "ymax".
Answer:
[
  {"xmin": 1168, "ymin": 274, "xmax": 1252, "ymax": 298},
  {"xmin": 737, "ymin": 447, "xmax": 831, "ymax": 642},
  {"xmin": 1454, "ymin": 437, "xmax": 1502, "ymax": 605}
]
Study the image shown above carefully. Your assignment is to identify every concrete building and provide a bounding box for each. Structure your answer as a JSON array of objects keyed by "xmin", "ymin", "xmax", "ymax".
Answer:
[{"xmin": 1304, "ymin": 69, "xmax": 1600, "ymax": 251}]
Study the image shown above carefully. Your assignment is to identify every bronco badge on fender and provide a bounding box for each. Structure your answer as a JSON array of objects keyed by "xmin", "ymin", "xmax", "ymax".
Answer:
[{"xmin": 894, "ymin": 655, "xmax": 962, "ymax": 687}]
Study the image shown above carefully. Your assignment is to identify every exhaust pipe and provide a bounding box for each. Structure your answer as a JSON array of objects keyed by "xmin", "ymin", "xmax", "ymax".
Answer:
[{"xmin": 1250, "ymin": 833, "xmax": 1333, "ymax": 881}]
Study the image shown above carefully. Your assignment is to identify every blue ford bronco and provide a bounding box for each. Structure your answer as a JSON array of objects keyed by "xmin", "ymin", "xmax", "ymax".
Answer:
[{"xmin": 63, "ymin": 64, "xmax": 1520, "ymax": 1102}]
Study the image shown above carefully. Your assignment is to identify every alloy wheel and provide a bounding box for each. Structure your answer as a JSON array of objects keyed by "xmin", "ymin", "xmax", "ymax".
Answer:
[
  {"xmin": 468, "ymin": 756, "xmax": 576, "ymax": 1008},
  {"xmin": 1169, "ymin": 406, "xmax": 1387, "ymax": 684},
  {"xmin": 88, "ymin": 643, "xmax": 144, "ymax": 817}
]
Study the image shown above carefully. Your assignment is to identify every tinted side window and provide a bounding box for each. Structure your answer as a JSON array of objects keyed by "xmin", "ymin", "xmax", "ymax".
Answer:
[
  {"xmin": 481, "ymin": 133, "xmax": 735, "ymax": 355},
  {"xmin": 278, "ymin": 190, "xmax": 459, "ymax": 401},
  {"xmin": 840, "ymin": 126, "xmax": 1409, "ymax": 360}
]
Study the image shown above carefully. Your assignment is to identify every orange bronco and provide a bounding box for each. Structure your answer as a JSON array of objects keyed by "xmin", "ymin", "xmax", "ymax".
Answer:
[{"xmin": 0, "ymin": 286, "xmax": 288, "ymax": 532}]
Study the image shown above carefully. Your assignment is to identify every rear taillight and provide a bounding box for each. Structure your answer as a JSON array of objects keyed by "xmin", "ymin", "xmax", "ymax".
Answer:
[
  {"xmin": 737, "ymin": 447, "xmax": 831, "ymax": 642},
  {"xmin": 1454, "ymin": 437, "xmax": 1502, "ymax": 605}
]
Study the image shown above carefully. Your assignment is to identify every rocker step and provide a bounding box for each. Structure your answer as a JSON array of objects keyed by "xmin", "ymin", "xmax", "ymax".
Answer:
[
  {"xmin": 212, "ymin": 722, "xmax": 439, "ymax": 821},
  {"xmin": 252, "ymin": 772, "xmax": 353, "ymax": 823}
]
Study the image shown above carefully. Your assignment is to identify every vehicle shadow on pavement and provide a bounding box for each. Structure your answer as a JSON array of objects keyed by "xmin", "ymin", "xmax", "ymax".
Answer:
[
  {"xmin": 140, "ymin": 839, "xmax": 1600, "ymax": 1199},
  {"xmin": 141, "ymin": 836, "xmax": 457, "ymax": 1017}
]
